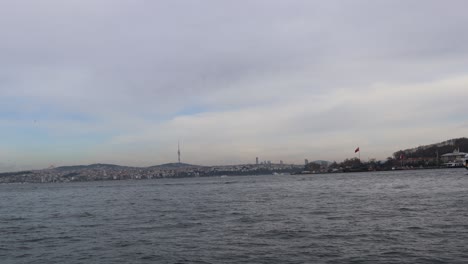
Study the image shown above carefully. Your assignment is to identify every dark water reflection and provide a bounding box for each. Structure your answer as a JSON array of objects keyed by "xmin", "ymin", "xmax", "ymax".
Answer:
[{"xmin": 1, "ymin": 169, "xmax": 468, "ymax": 263}]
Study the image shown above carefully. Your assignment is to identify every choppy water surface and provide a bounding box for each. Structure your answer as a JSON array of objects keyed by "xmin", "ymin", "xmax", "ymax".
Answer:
[{"xmin": 1, "ymin": 169, "xmax": 468, "ymax": 264}]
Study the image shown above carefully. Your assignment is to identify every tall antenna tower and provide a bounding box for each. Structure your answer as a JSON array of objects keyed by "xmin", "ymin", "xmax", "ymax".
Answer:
[{"xmin": 178, "ymin": 141, "xmax": 181, "ymax": 163}]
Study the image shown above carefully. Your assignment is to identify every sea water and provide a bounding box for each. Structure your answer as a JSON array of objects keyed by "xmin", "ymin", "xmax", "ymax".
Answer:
[{"xmin": 1, "ymin": 169, "xmax": 467, "ymax": 263}]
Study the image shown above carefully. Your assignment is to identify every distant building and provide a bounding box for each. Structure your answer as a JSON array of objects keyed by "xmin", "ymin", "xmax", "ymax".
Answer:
[
  {"xmin": 305, "ymin": 159, "xmax": 309, "ymax": 165},
  {"xmin": 441, "ymin": 149, "xmax": 467, "ymax": 163},
  {"xmin": 256, "ymin": 157, "xmax": 259, "ymax": 165},
  {"xmin": 280, "ymin": 160, "xmax": 283, "ymax": 165}
]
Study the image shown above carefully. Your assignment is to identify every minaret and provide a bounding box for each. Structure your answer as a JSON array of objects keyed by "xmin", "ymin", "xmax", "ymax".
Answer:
[{"xmin": 178, "ymin": 141, "xmax": 181, "ymax": 164}]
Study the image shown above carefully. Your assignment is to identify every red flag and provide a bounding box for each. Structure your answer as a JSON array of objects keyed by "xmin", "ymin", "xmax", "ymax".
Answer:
[
  {"xmin": 400, "ymin": 153, "xmax": 404, "ymax": 160},
  {"xmin": 355, "ymin": 147, "xmax": 360, "ymax": 153}
]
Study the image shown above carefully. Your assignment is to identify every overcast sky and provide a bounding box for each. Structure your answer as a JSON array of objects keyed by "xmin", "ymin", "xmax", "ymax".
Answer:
[{"xmin": 1, "ymin": 0, "xmax": 468, "ymax": 171}]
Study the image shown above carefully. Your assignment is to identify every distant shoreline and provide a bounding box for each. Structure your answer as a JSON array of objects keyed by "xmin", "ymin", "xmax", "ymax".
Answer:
[{"xmin": 1, "ymin": 165, "xmax": 466, "ymax": 185}]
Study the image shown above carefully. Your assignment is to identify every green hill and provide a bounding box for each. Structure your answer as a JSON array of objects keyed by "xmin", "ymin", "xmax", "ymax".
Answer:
[
  {"xmin": 393, "ymin": 137, "xmax": 468, "ymax": 159},
  {"xmin": 148, "ymin": 163, "xmax": 202, "ymax": 169},
  {"xmin": 55, "ymin": 163, "xmax": 128, "ymax": 171}
]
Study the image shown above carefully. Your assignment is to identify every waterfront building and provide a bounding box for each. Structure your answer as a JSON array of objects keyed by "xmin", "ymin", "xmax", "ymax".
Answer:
[{"xmin": 441, "ymin": 149, "xmax": 467, "ymax": 164}]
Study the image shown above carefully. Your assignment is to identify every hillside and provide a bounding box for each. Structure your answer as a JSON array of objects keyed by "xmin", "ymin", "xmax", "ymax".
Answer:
[
  {"xmin": 53, "ymin": 162, "xmax": 201, "ymax": 172},
  {"xmin": 55, "ymin": 163, "xmax": 129, "ymax": 171},
  {"xmin": 148, "ymin": 162, "xmax": 202, "ymax": 169},
  {"xmin": 393, "ymin": 137, "xmax": 468, "ymax": 159}
]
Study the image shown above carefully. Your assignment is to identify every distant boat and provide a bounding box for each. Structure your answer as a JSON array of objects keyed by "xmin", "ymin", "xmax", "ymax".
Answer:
[
  {"xmin": 445, "ymin": 161, "xmax": 464, "ymax": 168},
  {"xmin": 464, "ymin": 155, "xmax": 468, "ymax": 170}
]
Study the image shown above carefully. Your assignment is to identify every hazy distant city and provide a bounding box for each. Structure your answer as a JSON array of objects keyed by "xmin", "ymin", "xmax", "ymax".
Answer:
[{"xmin": 1, "ymin": 137, "xmax": 467, "ymax": 184}]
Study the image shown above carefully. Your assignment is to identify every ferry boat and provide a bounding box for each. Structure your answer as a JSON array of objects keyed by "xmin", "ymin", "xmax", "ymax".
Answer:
[{"xmin": 464, "ymin": 154, "xmax": 468, "ymax": 170}]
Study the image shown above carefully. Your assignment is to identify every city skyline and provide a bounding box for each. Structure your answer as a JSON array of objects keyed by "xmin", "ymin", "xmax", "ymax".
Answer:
[{"xmin": 1, "ymin": 0, "xmax": 468, "ymax": 172}]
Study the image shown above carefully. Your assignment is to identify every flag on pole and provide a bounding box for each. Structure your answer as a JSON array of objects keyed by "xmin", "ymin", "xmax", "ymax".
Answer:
[{"xmin": 355, "ymin": 147, "xmax": 360, "ymax": 153}]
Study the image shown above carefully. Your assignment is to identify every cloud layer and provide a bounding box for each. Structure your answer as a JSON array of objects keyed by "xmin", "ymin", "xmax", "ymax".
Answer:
[{"xmin": 1, "ymin": 0, "xmax": 468, "ymax": 171}]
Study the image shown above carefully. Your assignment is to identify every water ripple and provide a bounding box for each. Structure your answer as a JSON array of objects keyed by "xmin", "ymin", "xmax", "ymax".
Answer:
[{"xmin": 0, "ymin": 169, "xmax": 467, "ymax": 263}]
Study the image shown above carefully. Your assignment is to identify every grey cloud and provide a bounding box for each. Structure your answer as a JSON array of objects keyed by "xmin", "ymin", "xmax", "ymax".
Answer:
[{"xmin": 1, "ymin": 0, "xmax": 468, "ymax": 169}]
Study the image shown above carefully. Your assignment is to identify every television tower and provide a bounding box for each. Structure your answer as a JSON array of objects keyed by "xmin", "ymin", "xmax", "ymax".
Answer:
[{"xmin": 178, "ymin": 141, "xmax": 181, "ymax": 164}]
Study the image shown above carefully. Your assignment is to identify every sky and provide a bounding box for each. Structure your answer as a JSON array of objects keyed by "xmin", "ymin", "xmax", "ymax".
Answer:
[{"xmin": 1, "ymin": 0, "xmax": 468, "ymax": 172}]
